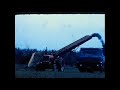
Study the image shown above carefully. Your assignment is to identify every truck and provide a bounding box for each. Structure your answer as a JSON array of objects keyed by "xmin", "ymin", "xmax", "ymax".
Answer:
[
  {"xmin": 28, "ymin": 33, "xmax": 105, "ymax": 72},
  {"xmin": 76, "ymin": 48, "xmax": 105, "ymax": 72}
]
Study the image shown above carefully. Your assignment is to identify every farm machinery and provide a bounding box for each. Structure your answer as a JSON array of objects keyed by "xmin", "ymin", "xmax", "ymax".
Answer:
[{"xmin": 28, "ymin": 33, "xmax": 105, "ymax": 72}]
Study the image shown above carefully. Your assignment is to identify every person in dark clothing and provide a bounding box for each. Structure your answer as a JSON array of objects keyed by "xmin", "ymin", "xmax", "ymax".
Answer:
[
  {"xmin": 56, "ymin": 56, "xmax": 64, "ymax": 72},
  {"xmin": 56, "ymin": 61, "xmax": 61, "ymax": 71},
  {"xmin": 51, "ymin": 58, "xmax": 56, "ymax": 71}
]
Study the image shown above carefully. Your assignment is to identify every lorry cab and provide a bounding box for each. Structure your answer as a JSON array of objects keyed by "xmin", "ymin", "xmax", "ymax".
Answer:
[{"xmin": 76, "ymin": 48, "xmax": 105, "ymax": 72}]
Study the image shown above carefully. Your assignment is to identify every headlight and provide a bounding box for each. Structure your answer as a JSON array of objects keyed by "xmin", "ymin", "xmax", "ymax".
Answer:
[
  {"xmin": 100, "ymin": 62, "xmax": 103, "ymax": 63},
  {"xmin": 97, "ymin": 64, "xmax": 99, "ymax": 66},
  {"xmin": 80, "ymin": 64, "xmax": 82, "ymax": 66}
]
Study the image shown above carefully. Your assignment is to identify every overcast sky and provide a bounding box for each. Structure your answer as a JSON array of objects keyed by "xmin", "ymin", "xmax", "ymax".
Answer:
[{"xmin": 15, "ymin": 14, "xmax": 105, "ymax": 51}]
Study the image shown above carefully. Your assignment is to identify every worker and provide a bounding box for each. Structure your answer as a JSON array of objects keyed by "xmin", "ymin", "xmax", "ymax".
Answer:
[
  {"xmin": 51, "ymin": 58, "xmax": 57, "ymax": 71},
  {"xmin": 56, "ymin": 56, "xmax": 61, "ymax": 71},
  {"xmin": 60, "ymin": 57, "xmax": 64, "ymax": 72},
  {"xmin": 56, "ymin": 56, "xmax": 64, "ymax": 72},
  {"xmin": 62, "ymin": 57, "xmax": 65, "ymax": 71}
]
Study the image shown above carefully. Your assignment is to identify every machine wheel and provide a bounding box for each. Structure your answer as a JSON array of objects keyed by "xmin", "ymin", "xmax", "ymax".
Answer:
[
  {"xmin": 78, "ymin": 67, "xmax": 81, "ymax": 72},
  {"xmin": 78, "ymin": 67, "xmax": 86, "ymax": 72},
  {"xmin": 87, "ymin": 68, "xmax": 94, "ymax": 73},
  {"xmin": 36, "ymin": 64, "xmax": 45, "ymax": 71},
  {"xmin": 80, "ymin": 68, "xmax": 86, "ymax": 72},
  {"xmin": 99, "ymin": 68, "xmax": 104, "ymax": 73}
]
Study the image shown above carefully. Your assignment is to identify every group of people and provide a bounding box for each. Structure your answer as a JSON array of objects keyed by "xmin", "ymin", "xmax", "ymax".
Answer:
[{"xmin": 52, "ymin": 56, "xmax": 65, "ymax": 72}]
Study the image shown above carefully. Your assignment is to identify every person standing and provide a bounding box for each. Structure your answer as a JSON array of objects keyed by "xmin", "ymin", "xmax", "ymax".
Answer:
[
  {"xmin": 51, "ymin": 57, "xmax": 57, "ymax": 71},
  {"xmin": 56, "ymin": 56, "xmax": 64, "ymax": 72},
  {"xmin": 60, "ymin": 57, "xmax": 64, "ymax": 72}
]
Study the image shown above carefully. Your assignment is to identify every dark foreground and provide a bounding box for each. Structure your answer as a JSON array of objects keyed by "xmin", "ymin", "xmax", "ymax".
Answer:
[{"xmin": 15, "ymin": 64, "xmax": 105, "ymax": 78}]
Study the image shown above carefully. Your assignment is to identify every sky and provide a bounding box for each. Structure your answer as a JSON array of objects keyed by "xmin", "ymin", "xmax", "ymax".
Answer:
[{"xmin": 15, "ymin": 14, "xmax": 105, "ymax": 51}]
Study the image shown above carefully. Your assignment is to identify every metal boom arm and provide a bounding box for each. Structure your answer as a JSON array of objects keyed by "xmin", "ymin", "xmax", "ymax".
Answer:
[{"xmin": 55, "ymin": 33, "xmax": 105, "ymax": 56}]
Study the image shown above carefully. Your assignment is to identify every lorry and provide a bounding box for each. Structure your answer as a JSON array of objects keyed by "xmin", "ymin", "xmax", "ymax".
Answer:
[
  {"xmin": 76, "ymin": 48, "xmax": 105, "ymax": 72},
  {"xmin": 28, "ymin": 33, "xmax": 105, "ymax": 72}
]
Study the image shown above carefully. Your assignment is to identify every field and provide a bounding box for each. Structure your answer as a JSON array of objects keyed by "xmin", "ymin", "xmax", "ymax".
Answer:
[{"xmin": 15, "ymin": 64, "xmax": 105, "ymax": 78}]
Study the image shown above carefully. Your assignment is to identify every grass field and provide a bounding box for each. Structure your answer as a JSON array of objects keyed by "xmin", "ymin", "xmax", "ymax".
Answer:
[{"xmin": 15, "ymin": 64, "xmax": 105, "ymax": 78}]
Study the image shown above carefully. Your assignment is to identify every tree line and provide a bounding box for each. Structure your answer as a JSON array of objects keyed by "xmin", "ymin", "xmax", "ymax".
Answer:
[{"xmin": 15, "ymin": 47, "xmax": 79, "ymax": 66}]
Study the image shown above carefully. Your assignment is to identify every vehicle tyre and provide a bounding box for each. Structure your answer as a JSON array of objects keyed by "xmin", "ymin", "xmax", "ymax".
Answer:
[
  {"xmin": 80, "ymin": 68, "xmax": 86, "ymax": 72},
  {"xmin": 88, "ymin": 68, "xmax": 94, "ymax": 73},
  {"xmin": 78, "ymin": 67, "xmax": 81, "ymax": 72},
  {"xmin": 99, "ymin": 68, "xmax": 104, "ymax": 73}
]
